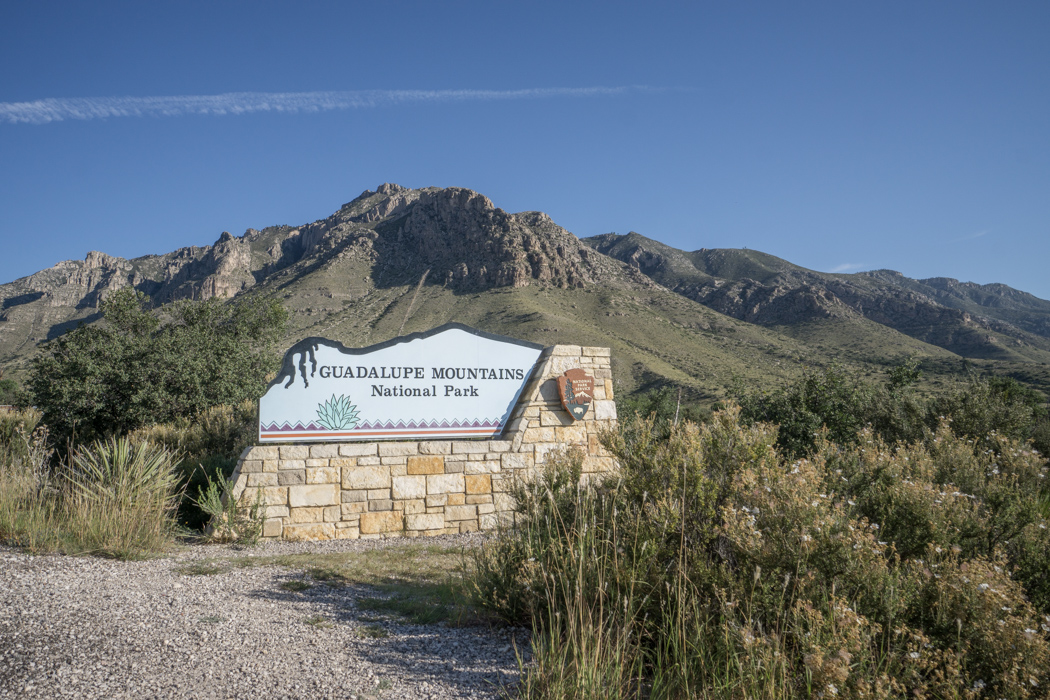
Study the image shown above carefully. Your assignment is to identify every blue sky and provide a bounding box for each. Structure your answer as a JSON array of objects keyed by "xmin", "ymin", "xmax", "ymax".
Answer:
[{"xmin": 2, "ymin": 1, "xmax": 1048, "ymax": 300}]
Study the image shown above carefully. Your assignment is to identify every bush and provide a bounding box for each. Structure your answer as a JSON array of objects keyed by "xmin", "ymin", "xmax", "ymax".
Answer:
[
  {"xmin": 734, "ymin": 362, "xmax": 1049, "ymax": 459},
  {"xmin": 734, "ymin": 365, "xmax": 876, "ymax": 457},
  {"xmin": 26, "ymin": 287, "xmax": 286, "ymax": 447},
  {"xmin": 0, "ymin": 376, "xmax": 20, "ymax": 405},
  {"xmin": 615, "ymin": 385, "xmax": 709, "ymax": 435},
  {"xmin": 0, "ymin": 431, "xmax": 181, "ymax": 558},
  {"xmin": 931, "ymin": 375, "xmax": 1048, "ymax": 451},
  {"xmin": 471, "ymin": 407, "xmax": 1050, "ymax": 699},
  {"xmin": 191, "ymin": 470, "xmax": 264, "ymax": 544},
  {"xmin": 129, "ymin": 401, "xmax": 258, "ymax": 531}
]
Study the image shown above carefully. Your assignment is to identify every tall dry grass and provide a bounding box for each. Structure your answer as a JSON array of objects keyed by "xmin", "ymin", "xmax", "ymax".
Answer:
[
  {"xmin": 471, "ymin": 406, "xmax": 1050, "ymax": 699},
  {"xmin": 0, "ymin": 411, "xmax": 182, "ymax": 559},
  {"xmin": 0, "ymin": 411, "xmax": 64, "ymax": 552}
]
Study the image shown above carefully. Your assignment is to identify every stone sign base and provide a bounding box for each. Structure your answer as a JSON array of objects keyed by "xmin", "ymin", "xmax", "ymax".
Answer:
[{"xmin": 229, "ymin": 345, "xmax": 617, "ymax": 541}]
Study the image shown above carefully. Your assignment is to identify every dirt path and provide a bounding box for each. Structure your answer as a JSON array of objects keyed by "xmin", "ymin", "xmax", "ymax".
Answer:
[{"xmin": 0, "ymin": 535, "xmax": 525, "ymax": 699}]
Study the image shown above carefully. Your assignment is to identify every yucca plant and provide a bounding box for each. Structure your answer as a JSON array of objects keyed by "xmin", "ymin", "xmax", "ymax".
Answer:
[
  {"xmin": 65, "ymin": 436, "xmax": 181, "ymax": 558},
  {"xmin": 316, "ymin": 394, "xmax": 360, "ymax": 430},
  {"xmin": 67, "ymin": 437, "xmax": 179, "ymax": 508},
  {"xmin": 194, "ymin": 470, "xmax": 264, "ymax": 544}
]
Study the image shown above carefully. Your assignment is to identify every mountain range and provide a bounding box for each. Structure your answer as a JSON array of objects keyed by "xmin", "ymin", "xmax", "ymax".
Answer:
[{"xmin": 2, "ymin": 183, "xmax": 1048, "ymax": 401}]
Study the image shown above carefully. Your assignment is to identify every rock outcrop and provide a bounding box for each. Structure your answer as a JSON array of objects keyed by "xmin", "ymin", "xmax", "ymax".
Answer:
[{"xmin": 0, "ymin": 184, "xmax": 641, "ymax": 366}]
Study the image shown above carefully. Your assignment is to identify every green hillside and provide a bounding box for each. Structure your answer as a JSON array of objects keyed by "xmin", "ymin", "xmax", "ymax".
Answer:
[
  {"xmin": 585, "ymin": 231, "xmax": 1050, "ymax": 396},
  {"xmin": 2, "ymin": 184, "xmax": 1048, "ymax": 405}
]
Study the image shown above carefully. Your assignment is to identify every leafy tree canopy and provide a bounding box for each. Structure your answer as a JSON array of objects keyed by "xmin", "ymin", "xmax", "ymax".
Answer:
[{"xmin": 26, "ymin": 288, "xmax": 287, "ymax": 446}]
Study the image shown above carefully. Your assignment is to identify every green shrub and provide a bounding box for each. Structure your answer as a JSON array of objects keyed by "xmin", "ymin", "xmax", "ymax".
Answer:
[
  {"xmin": 191, "ymin": 469, "xmax": 263, "ymax": 544},
  {"xmin": 472, "ymin": 407, "xmax": 1050, "ymax": 699},
  {"xmin": 27, "ymin": 287, "xmax": 286, "ymax": 446},
  {"xmin": 129, "ymin": 401, "xmax": 258, "ymax": 531},
  {"xmin": 734, "ymin": 365, "xmax": 876, "ymax": 457},
  {"xmin": 0, "ymin": 377, "xmax": 20, "ymax": 405},
  {"xmin": 615, "ymin": 385, "xmax": 709, "ymax": 435},
  {"xmin": 734, "ymin": 363, "xmax": 1049, "ymax": 459},
  {"xmin": 931, "ymin": 375, "xmax": 1048, "ymax": 450}
]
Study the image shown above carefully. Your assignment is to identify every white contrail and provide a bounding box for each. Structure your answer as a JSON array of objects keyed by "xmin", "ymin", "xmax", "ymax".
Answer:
[{"xmin": 0, "ymin": 86, "xmax": 651, "ymax": 125}]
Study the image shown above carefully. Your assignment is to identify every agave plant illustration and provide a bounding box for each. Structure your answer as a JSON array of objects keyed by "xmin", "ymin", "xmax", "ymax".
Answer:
[{"xmin": 316, "ymin": 394, "xmax": 361, "ymax": 430}]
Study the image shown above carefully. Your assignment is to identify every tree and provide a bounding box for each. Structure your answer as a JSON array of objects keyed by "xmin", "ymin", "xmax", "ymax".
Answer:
[
  {"xmin": 734, "ymin": 365, "xmax": 873, "ymax": 457},
  {"xmin": 0, "ymin": 369, "xmax": 19, "ymax": 405},
  {"xmin": 27, "ymin": 287, "xmax": 287, "ymax": 446}
]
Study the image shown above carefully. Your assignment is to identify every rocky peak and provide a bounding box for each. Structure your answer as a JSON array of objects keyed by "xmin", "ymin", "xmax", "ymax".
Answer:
[
  {"xmin": 83, "ymin": 251, "xmax": 127, "ymax": 271},
  {"xmin": 273, "ymin": 184, "xmax": 632, "ymax": 293},
  {"xmin": 368, "ymin": 185, "xmax": 602, "ymax": 290},
  {"xmin": 376, "ymin": 182, "xmax": 407, "ymax": 195},
  {"xmin": 0, "ymin": 182, "xmax": 648, "ymax": 366}
]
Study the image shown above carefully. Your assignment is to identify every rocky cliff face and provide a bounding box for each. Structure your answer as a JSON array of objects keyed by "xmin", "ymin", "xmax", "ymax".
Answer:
[
  {"xmin": 0, "ymin": 184, "xmax": 643, "ymax": 367},
  {"xmin": 368, "ymin": 185, "xmax": 604, "ymax": 289}
]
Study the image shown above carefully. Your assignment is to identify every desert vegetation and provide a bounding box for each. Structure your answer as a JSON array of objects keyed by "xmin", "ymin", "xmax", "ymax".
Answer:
[
  {"xmin": 731, "ymin": 361, "xmax": 1050, "ymax": 459},
  {"xmin": 0, "ymin": 411, "xmax": 183, "ymax": 558},
  {"xmin": 3, "ymin": 275, "xmax": 1050, "ymax": 696},
  {"xmin": 472, "ymin": 370, "xmax": 1050, "ymax": 699},
  {"xmin": 0, "ymin": 287, "xmax": 284, "ymax": 557}
]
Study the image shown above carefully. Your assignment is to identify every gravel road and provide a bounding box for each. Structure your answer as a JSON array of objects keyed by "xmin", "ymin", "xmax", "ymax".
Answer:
[{"xmin": 0, "ymin": 535, "xmax": 525, "ymax": 699}]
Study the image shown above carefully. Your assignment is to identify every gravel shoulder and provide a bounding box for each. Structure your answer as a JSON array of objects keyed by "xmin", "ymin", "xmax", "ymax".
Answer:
[{"xmin": 0, "ymin": 534, "xmax": 525, "ymax": 699}]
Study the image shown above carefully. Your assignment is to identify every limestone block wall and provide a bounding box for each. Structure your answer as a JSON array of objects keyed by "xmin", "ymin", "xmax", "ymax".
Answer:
[{"xmin": 229, "ymin": 345, "xmax": 617, "ymax": 541}]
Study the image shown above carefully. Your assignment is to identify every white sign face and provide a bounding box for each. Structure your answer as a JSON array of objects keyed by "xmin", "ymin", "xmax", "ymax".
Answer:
[{"xmin": 259, "ymin": 324, "xmax": 544, "ymax": 442}]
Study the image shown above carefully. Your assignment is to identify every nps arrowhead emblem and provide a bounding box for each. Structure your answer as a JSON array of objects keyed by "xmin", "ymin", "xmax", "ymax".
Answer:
[{"xmin": 556, "ymin": 368, "xmax": 595, "ymax": 421}]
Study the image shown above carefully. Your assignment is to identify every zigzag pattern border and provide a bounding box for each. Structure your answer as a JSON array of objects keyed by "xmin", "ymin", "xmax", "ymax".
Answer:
[{"xmin": 260, "ymin": 417, "xmax": 503, "ymax": 433}]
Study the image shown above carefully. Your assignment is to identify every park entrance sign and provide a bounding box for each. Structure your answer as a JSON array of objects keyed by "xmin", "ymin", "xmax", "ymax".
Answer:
[{"xmin": 259, "ymin": 324, "xmax": 544, "ymax": 442}]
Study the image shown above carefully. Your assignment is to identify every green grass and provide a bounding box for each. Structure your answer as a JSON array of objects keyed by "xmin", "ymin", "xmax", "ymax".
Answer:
[
  {"xmin": 302, "ymin": 614, "xmax": 333, "ymax": 629},
  {"xmin": 213, "ymin": 543, "xmax": 482, "ymax": 626},
  {"xmin": 176, "ymin": 562, "xmax": 229, "ymax": 576},
  {"xmin": 355, "ymin": 590, "xmax": 458, "ymax": 625},
  {"xmin": 279, "ymin": 579, "xmax": 312, "ymax": 592},
  {"xmin": 356, "ymin": 624, "xmax": 389, "ymax": 639},
  {"xmin": 167, "ymin": 544, "xmax": 477, "ymax": 625}
]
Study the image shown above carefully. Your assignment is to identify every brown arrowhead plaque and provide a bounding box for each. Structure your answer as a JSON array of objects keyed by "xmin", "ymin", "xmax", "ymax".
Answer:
[{"xmin": 557, "ymin": 368, "xmax": 594, "ymax": 421}]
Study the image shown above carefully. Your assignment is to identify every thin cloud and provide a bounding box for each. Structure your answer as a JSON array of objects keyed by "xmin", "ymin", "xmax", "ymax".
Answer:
[
  {"xmin": 829, "ymin": 263, "xmax": 865, "ymax": 273},
  {"xmin": 954, "ymin": 229, "xmax": 989, "ymax": 242},
  {"xmin": 0, "ymin": 86, "xmax": 656, "ymax": 125}
]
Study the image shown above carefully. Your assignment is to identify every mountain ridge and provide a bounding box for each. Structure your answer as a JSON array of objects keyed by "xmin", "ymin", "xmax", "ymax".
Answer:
[
  {"xmin": 584, "ymin": 231, "xmax": 1050, "ymax": 364},
  {"xmin": 2, "ymin": 185, "xmax": 1047, "ymax": 401}
]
